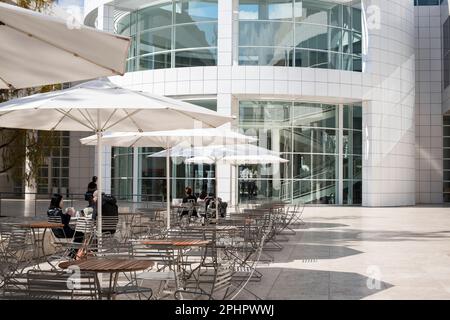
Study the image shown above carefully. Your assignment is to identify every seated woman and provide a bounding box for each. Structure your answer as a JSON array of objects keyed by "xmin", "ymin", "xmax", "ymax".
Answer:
[
  {"xmin": 181, "ymin": 187, "xmax": 197, "ymax": 217},
  {"xmin": 47, "ymin": 193, "xmax": 84, "ymax": 245}
]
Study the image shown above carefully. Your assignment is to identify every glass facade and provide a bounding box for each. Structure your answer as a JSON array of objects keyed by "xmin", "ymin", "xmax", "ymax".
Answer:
[
  {"xmin": 37, "ymin": 131, "xmax": 70, "ymax": 195},
  {"xmin": 116, "ymin": 0, "xmax": 218, "ymax": 72},
  {"xmin": 444, "ymin": 116, "xmax": 450, "ymax": 202},
  {"xmin": 111, "ymin": 100, "xmax": 218, "ymax": 200},
  {"xmin": 444, "ymin": 17, "xmax": 450, "ymax": 88},
  {"xmin": 413, "ymin": 0, "xmax": 443, "ymax": 5},
  {"xmin": 111, "ymin": 147, "xmax": 134, "ymax": 199},
  {"xmin": 238, "ymin": 101, "xmax": 362, "ymax": 204},
  {"xmin": 238, "ymin": 0, "xmax": 362, "ymax": 71}
]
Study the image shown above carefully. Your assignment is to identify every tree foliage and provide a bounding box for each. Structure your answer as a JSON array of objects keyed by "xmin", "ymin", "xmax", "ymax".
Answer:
[{"xmin": 0, "ymin": 0, "xmax": 60, "ymax": 188}]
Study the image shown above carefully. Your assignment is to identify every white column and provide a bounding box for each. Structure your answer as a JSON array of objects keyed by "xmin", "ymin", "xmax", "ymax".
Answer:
[
  {"xmin": 132, "ymin": 147, "xmax": 139, "ymax": 202},
  {"xmin": 217, "ymin": 0, "xmax": 234, "ymax": 66},
  {"xmin": 338, "ymin": 104, "xmax": 344, "ymax": 205},
  {"xmin": 97, "ymin": 4, "xmax": 115, "ymax": 32}
]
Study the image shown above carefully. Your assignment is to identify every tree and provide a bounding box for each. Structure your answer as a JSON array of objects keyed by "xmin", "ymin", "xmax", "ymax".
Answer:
[{"xmin": 0, "ymin": 0, "xmax": 59, "ymax": 188}]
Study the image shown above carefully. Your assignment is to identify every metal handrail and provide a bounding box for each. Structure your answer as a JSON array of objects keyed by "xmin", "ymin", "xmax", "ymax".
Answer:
[{"xmin": 0, "ymin": 192, "xmax": 165, "ymax": 217}]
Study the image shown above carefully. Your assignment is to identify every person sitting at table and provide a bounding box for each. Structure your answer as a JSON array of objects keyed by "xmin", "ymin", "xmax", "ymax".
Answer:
[
  {"xmin": 181, "ymin": 186, "xmax": 197, "ymax": 217},
  {"xmin": 47, "ymin": 194, "xmax": 84, "ymax": 252},
  {"xmin": 91, "ymin": 191, "xmax": 119, "ymax": 235}
]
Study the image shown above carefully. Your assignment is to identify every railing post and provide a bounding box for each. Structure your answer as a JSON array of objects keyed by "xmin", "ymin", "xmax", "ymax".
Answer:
[
  {"xmin": 34, "ymin": 193, "xmax": 37, "ymax": 217},
  {"xmin": 0, "ymin": 192, "xmax": 2, "ymax": 217}
]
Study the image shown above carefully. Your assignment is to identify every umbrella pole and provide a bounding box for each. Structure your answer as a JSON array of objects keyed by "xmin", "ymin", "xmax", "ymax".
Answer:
[
  {"xmin": 216, "ymin": 160, "xmax": 218, "ymax": 224},
  {"xmin": 166, "ymin": 146, "xmax": 170, "ymax": 229},
  {"xmin": 97, "ymin": 131, "xmax": 103, "ymax": 251}
]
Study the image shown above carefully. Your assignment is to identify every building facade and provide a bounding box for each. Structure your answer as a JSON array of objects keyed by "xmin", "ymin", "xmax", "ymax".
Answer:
[
  {"xmin": 77, "ymin": 0, "xmax": 420, "ymax": 207},
  {"xmin": 6, "ymin": 0, "xmax": 450, "ymax": 207}
]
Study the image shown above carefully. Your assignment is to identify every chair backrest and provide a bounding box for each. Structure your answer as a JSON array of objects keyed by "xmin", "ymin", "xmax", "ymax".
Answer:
[
  {"xmin": 131, "ymin": 242, "xmax": 176, "ymax": 270},
  {"xmin": 2, "ymin": 273, "xmax": 29, "ymax": 299},
  {"xmin": 26, "ymin": 269, "xmax": 98, "ymax": 300},
  {"xmin": 1, "ymin": 223, "xmax": 30, "ymax": 252},
  {"xmin": 47, "ymin": 216, "xmax": 67, "ymax": 239},
  {"xmin": 101, "ymin": 215, "xmax": 119, "ymax": 233},
  {"xmin": 74, "ymin": 217, "xmax": 94, "ymax": 234}
]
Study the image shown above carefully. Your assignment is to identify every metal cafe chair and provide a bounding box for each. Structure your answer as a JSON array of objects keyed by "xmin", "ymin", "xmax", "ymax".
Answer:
[
  {"xmin": 26, "ymin": 269, "xmax": 99, "ymax": 300},
  {"xmin": 1, "ymin": 272, "xmax": 29, "ymax": 299},
  {"xmin": 0, "ymin": 223, "xmax": 34, "ymax": 287},
  {"xmin": 129, "ymin": 242, "xmax": 179, "ymax": 300}
]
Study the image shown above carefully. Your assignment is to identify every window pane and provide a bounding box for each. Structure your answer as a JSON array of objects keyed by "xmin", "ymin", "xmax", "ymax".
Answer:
[
  {"xmin": 352, "ymin": 7, "xmax": 362, "ymax": 32},
  {"xmin": 311, "ymin": 129, "xmax": 338, "ymax": 154},
  {"xmin": 175, "ymin": 0, "xmax": 218, "ymax": 23},
  {"xmin": 296, "ymin": 0, "xmax": 342, "ymax": 27},
  {"xmin": 293, "ymin": 129, "xmax": 339, "ymax": 154},
  {"xmin": 352, "ymin": 32, "xmax": 362, "ymax": 55},
  {"xmin": 293, "ymin": 154, "xmax": 311, "ymax": 179},
  {"xmin": 240, "ymin": 21, "xmax": 293, "ymax": 47},
  {"xmin": 343, "ymin": 155, "xmax": 362, "ymax": 179},
  {"xmin": 343, "ymin": 5, "xmax": 351, "ymax": 29},
  {"xmin": 239, "ymin": 47, "xmax": 293, "ymax": 66},
  {"xmin": 139, "ymin": 53, "xmax": 171, "ymax": 70},
  {"xmin": 343, "ymin": 105, "xmax": 362, "ymax": 130},
  {"xmin": 268, "ymin": 0, "xmax": 293, "ymax": 21},
  {"xmin": 353, "ymin": 55, "xmax": 362, "ymax": 72},
  {"xmin": 343, "ymin": 180, "xmax": 362, "ymax": 204},
  {"xmin": 292, "ymin": 103, "xmax": 337, "ymax": 128},
  {"xmin": 295, "ymin": 49, "xmax": 339, "ymax": 69},
  {"xmin": 295, "ymin": 24, "xmax": 329, "ymax": 50},
  {"xmin": 175, "ymin": 22, "xmax": 218, "ymax": 49},
  {"xmin": 312, "ymin": 155, "xmax": 337, "ymax": 180},
  {"xmin": 239, "ymin": 101, "xmax": 291, "ymax": 124},
  {"xmin": 240, "ymin": 127, "xmax": 292, "ymax": 153},
  {"xmin": 138, "ymin": 3, "xmax": 173, "ymax": 31},
  {"xmin": 139, "ymin": 28, "xmax": 172, "ymax": 55},
  {"xmin": 175, "ymin": 49, "xmax": 217, "ymax": 67},
  {"xmin": 239, "ymin": 0, "xmax": 293, "ymax": 21}
]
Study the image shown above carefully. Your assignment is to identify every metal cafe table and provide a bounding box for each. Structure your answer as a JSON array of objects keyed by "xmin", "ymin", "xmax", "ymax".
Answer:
[
  {"xmin": 59, "ymin": 258, "xmax": 154, "ymax": 300},
  {"xmin": 20, "ymin": 221, "xmax": 64, "ymax": 269}
]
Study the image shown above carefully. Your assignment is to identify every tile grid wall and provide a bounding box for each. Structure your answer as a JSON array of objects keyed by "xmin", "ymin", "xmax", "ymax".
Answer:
[
  {"xmin": 362, "ymin": 0, "xmax": 416, "ymax": 206},
  {"xmin": 415, "ymin": 5, "xmax": 443, "ymax": 204}
]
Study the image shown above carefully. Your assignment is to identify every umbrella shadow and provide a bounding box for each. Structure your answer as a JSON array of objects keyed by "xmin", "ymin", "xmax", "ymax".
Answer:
[{"xmin": 240, "ymin": 267, "xmax": 393, "ymax": 300}]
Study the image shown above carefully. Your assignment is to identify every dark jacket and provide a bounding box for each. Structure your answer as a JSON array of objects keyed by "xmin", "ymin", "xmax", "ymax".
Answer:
[
  {"xmin": 182, "ymin": 195, "xmax": 197, "ymax": 216},
  {"xmin": 47, "ymin": 207, "xmax": 74, "ymax": 238},
  {"xmin": 92, "ymin": 195, "xmax": 118, "ymax": 234}
]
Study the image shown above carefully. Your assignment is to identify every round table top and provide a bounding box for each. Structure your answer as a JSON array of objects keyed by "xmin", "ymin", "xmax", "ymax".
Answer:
[
  {"xmin": 139, "ymin": 239, "xmax": 210, "ymax": 247},
  {"xmin": 188, "ymin": 225, "xmax": 238, "ymax": 231},
  {"xmin": 21, "ymin": 222, "xmax": 64, "ymax": 229},
  {"xmin": 58, "ymin": 258, "xmax": 154, "ymax": 273}
]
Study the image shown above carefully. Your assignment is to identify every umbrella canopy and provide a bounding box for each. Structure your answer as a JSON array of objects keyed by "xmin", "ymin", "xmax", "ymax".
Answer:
[
  {"xmin": 0, "ymin": 2, "xmax": 130, "ymax": 89},
  {"xmin": 0, "ymin": 79, "xmax": 231, "ymax": 131},
  {"xmin": 80, "ymin": 128, "xmax": 256, "ymax": 148},
  {"xmin": 0, "ymin": 78, "xmax": 233, "ymax": 242},
  {"xmin": 80, "ymin": 128, "xmax": 256, "ymax": 227},
  {"xmin": 151, "ymin": 144, "xmax": 282, "ymax": 161}
]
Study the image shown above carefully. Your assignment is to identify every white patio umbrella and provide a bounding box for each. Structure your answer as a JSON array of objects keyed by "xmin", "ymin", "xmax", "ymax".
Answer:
[
  {"xmin": 80, "ymin": 128, "xmax": 256, "ymax": 227},
  {"xmin": 0, "ymin": 78, "xmax": 233, "ymax": 243},
  {"xmin": 151, "ymin": 144, "xmax": 288, "ymax": 218},
  {"xmin": 0, "ymin": 2, "xmax": 130, "ymax": 89}
]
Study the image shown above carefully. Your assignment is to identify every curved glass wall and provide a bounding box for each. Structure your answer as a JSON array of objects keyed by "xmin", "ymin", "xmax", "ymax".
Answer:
[
  {"xmin": 239, "ymin": 101, "xmax": 362, "ymax": 204},
  {"xmin": 111, "ymin": 147, "xmax": 134, "ymax": 200},
  {"xmin": 238, "ymin": 0, "xmax": 362, "ymax": 71},
  {"xmin": 116, "ymin": 0, "xmax": 218, "ymax": 72}
]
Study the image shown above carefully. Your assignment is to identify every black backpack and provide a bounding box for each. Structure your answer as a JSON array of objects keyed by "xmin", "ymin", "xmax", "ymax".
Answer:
[{"xmin": 102, "ymin": 194, "xmax": 118, "ymax": 216}]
